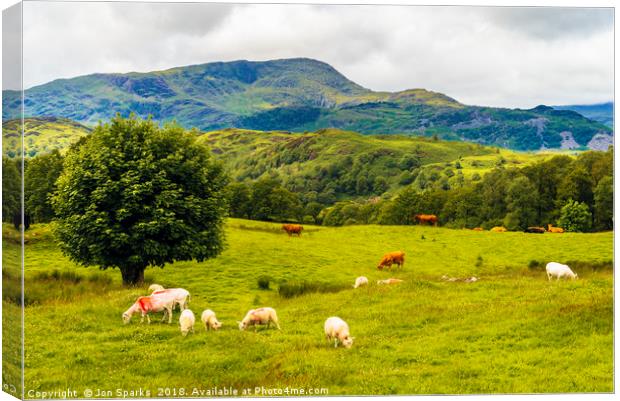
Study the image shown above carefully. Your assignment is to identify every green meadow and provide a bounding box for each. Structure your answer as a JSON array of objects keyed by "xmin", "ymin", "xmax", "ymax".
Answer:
[{"xmin": 4, "ymin": 219, "xmax": 613, "ymax": 396}]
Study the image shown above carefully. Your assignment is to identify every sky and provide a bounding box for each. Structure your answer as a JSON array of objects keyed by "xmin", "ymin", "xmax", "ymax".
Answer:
[{"xmin": 11, "ymin": 1, "xmax": 615, "ymax": 108}]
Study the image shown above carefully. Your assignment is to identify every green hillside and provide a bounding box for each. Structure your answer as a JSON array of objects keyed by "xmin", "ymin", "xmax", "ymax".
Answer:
[
  {"xmin": 6, "ymin": 220, "xmax": 613, "ymax": 395},
  {"xmin": 199, "ymin": 127, "xmax": 558, "ymax": 198},
  {"xmin": 3, "ymin": 58, "xmax": 611, "ymax": 150},
  {"xmin": 2, "ymin": 117, "xmax": 91, "ymax": 158}
]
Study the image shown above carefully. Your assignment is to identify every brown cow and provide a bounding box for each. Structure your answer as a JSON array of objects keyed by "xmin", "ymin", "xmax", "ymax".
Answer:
[
  {"xmin": 525, "ymin": 226, "xmax": 546, "ymax": 234},
  {"xmin": 414, "ymin": 214, "xmax": 438, "ymax": 226},
  {"xmin": 377, "ymin": 251, "xmax": 405, "ymax": 270},
  {"xmin": 547, "ymin": 224, "xmax": 565, "ymax": 233},
  {"xmin": 490, "ymin": 226, "xmax": 507, "ymax": 232},
  {"xmin": 472, "ymin": 227, "xmax": 484, "ymax": 231},
  {"xmin": 282, "ymin": 224, "xmax": 303, "ymax": 237}
]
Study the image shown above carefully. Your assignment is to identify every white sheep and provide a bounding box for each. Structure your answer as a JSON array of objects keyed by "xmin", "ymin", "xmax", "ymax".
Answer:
[
  {"xmin": 546, "ymin": 262, "xmax": 578, "ymax": 281},
  {"xmin": 201, "ymin": 309, "xmax": 222, "ymax": 331},
  {"xmin": 148, "ymin": 284, "xmax": 165, "ymax": 293},
  {"xmin": 353, "ymin": 276, "xmax": 369, "ymax": 288},
  {"xmin": 151, "ymin": 288, "xmax": 190, "ymax": 310},
  {"xmin": 324, "ymin": 316, "xmax": 354, "ymax": 348},
  {"xmin": 179, "ymin": 309, "xmax": 195, "ymax": 336},
  {"xmin": 377, "ymin": 278, "xmax": 404, "ymax": 285},
  {"xmin": 238, "ymin": 307, "xmax": 281, "ymax": 331},
  {"xmin": 122, "ymin": 295, "xmax": 174, "ymax": 324}
]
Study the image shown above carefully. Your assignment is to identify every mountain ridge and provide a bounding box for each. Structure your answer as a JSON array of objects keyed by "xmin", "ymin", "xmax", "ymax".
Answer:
[{"xmin": 3, "ymin": 57, "xmax": 611, "ymax": 151}]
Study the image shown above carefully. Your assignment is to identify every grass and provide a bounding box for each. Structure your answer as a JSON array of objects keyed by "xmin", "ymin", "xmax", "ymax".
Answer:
[{"xmin": 2, "ymin": 219, "xmax": 613, "ymax": 396}]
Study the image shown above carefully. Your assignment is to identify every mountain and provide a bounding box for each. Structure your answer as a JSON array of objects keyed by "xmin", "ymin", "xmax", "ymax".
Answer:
[
  {"xmin": 2, "ymin": 117, "xmax": 91, "ymax": 158},
  {"xmin": 553, "ymin": 102, "xmax": 613, "ymax": 127},
  {"xmin": 3, "ymin": 58, "xmax": 612, "ymax": 151}
]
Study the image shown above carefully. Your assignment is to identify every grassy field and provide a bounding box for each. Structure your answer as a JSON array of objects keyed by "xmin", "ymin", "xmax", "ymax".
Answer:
[{"xmin": 5, "ymin": 219, "xmax": 613, "ymax": 396}]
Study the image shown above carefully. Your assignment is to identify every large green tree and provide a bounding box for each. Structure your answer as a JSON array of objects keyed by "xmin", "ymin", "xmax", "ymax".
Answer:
[{"xmin": 52, "ymin": 116, "xmax": 228, "ymax": 285}]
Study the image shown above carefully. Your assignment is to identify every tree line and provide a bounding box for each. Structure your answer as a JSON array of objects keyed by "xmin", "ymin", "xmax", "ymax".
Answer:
[{"xmin": 3, "ymin": 127, "xmax": 613, "ymax": 234}]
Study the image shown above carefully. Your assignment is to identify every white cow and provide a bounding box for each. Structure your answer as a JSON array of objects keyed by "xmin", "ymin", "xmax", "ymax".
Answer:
[
  {"xmin": 201, "ymin": 309, "xmax": 222, "ymax": 331},
  {"xmin": 353, "ymin": 276, "xmax": 369, "ymax": 288},
  {"xmin": 546, "ymin": 262, "xmax": 578, "ymax": 281},
  {"xmin": 238, "ymin": 307, "xmax": 281, "ymax": 331},
  {"xmin": 324, "ymin": 317, "xmax": 354, "ymax": 348},
  {"xmin": 151, "ymin": 288, "xmax": 190, "ymax": 310}
]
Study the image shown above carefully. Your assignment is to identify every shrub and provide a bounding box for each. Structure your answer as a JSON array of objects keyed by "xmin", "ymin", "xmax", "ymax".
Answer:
[
  {"xmin": 257, "ymin": 275, "xmax": 271, "ymax": 290},
  {"xmin": 278, "ymin": 280, "xmax": 347, "ymax": 299},
  {"xmin": 528, "ymin": 260, "xmax": 542, "ymax": 269}
]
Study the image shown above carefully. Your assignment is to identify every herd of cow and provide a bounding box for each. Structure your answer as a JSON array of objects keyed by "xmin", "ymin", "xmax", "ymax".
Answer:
[
  {"xmin": 284, "ymin": 217, "xmax": 565, "ymax": 235},
  {"xmin": 121, "ymin": 218, "xmax": 577, "ymax": 348}
]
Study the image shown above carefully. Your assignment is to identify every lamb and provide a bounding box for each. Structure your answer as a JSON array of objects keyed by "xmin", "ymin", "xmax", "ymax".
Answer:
[
  {"xmin": 148, "ymin": 284, "xmax": 165, "ymax": 293},
  {"xmin": 353, "ymin": 276, "xmax": 369, "ymax": 288},
  {"xmin": 151, "ymin": 288, "xmax": 190, "ymax": 310},
  {"xmin": 546, "ymin": 262, "xmax": 578, "ymax": 281},
  {"xmin": 238, "ymin": 307, "xmax": 281, "ymax": 331},
  {"xmin": 179, "ymin": 309, "xmax": 195, "ymax": 336},
  {"xmin": 324, "ymin": 317, "xmax": 354, "ymax": 348},
  {"xmin": 201, "ymin": 309, "xmax": 222, "ymax": 331},
  {"xmin": 122, "ymin": 294, "xmax": 175, "ymax": 324}
]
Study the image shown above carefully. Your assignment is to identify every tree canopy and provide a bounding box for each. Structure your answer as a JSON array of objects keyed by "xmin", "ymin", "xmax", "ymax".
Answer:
[{"xmin": 52, "ymin": 116, "xmax": 228, "ymax": 285}]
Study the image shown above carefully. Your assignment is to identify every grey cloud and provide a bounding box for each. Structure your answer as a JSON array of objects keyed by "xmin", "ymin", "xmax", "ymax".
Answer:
[
  {"xmin": 483, "ymin": 7, "xmax": 613, "ymax": 40},
  {"xmin": 3, "ymin": 3, "xmax": 21, "ymax": 90},
  {"xmin": 17, "ymin": 2, "xmax": 615, "ymax": 108}
]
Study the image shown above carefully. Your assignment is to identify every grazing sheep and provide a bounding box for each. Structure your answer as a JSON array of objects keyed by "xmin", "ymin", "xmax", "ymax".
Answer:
[
  {"xmin": 238, "ymin": 307, "xmax": 281, "ymax": 331},
  {"xmin": 377, "ymin": 278, "xmax": 404, "ymax": 285},
  {"xmin": 122, "ymin": 294, "xmax": 174, "ymax": 324},
  {"xmin": 201, "ymin": 309, "xmax": 222, "ymax": 331},
  {"xmin": 353, "ymin": 276, "xmax": 369, "ymax": 288},
  {"xmin": 179, "ymin": 309, "xmax": 195, "ymax": 336},
  {"xmin": 148, "ymin": 284, "xmax": 165, "ymax": 293},
  {"xmin": 324, "ymin": 317, "xmax": 354, "ymax": 348},
  {"xmin": 546, "ymin": 262, "xmax": 578, "ymax": 281},
  {"xmin": 151, "ymin": 288, "xmax": 190, "ymax": 310}
]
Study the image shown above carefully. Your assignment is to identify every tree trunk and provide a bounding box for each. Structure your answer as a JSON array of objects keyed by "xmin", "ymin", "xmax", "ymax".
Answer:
[{"xmin": 120, "ymin": 266, "xmax": 145, "ymax": 286}]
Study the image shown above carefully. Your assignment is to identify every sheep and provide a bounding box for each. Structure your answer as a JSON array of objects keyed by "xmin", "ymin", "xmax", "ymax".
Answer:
[
  {"xmin": 201, "ymin": 309, "xmax": 222, "ymax": 331},
  {"xmin": 324, "ymin": 317, "xmax": 354, "ymax": 348},
  {"xmin": 122, "ymin": 294, "xmax": 174, "ymax": 324},
  {"xmin": 546, "ymin": 262, "xmax": 578, "ymax": 281},
  {"xmin": 179, "ymin": 309, "xmax": 195, "ymax": 336},
  {"xmin": 238, "ymin": 307, "xmax": 281, "ymax": 331},
  {"xmin": 151, "ymin": 288, "xmax": 190, "ymax": 310},
  {"xmin": 148, "ymin": 284, "xmax": 165, "ymax": 293},
  {"xmin": 377, "ymin": 278, "xmax": 404, "ymax": 285},
  {"xmin": 353, "ymin": 276, "xmax": 369, "ymax": 288}
]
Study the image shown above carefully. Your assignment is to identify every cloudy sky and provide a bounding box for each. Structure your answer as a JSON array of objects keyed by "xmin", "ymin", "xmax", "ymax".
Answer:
[{"xmin": 14, "ymin": 1, "xmax": 615, "ymax": 108}]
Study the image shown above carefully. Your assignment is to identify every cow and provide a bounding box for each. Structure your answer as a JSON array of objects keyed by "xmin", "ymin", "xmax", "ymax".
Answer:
[
  {"xmin": 282, "ymin": 224, "xmax": 303, "ymax": 237},
  {"xmin": 377, "ymin": 251, "xmax": 405, "ymax": 270},
  {"xmin": 547, "ymin": 224, "xmax": 565, "ymax": 233},
  {"xmin": 414, "ymin": 214, "xmax": 438, "ymax": 226},
  {"xmin": 525, "ymin": 226, "xmax": 546, "ymax": 234},
  {"xmin": 472, "ymin": 227, "xmax": 484, "ymax": 231},
  {"xmin": 490, "ymin": 226, "xmax": 507, "ymax": 232},
  {"xmin": 546, "ymin": 262, "xmax": 578, "ymax": 281}
]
